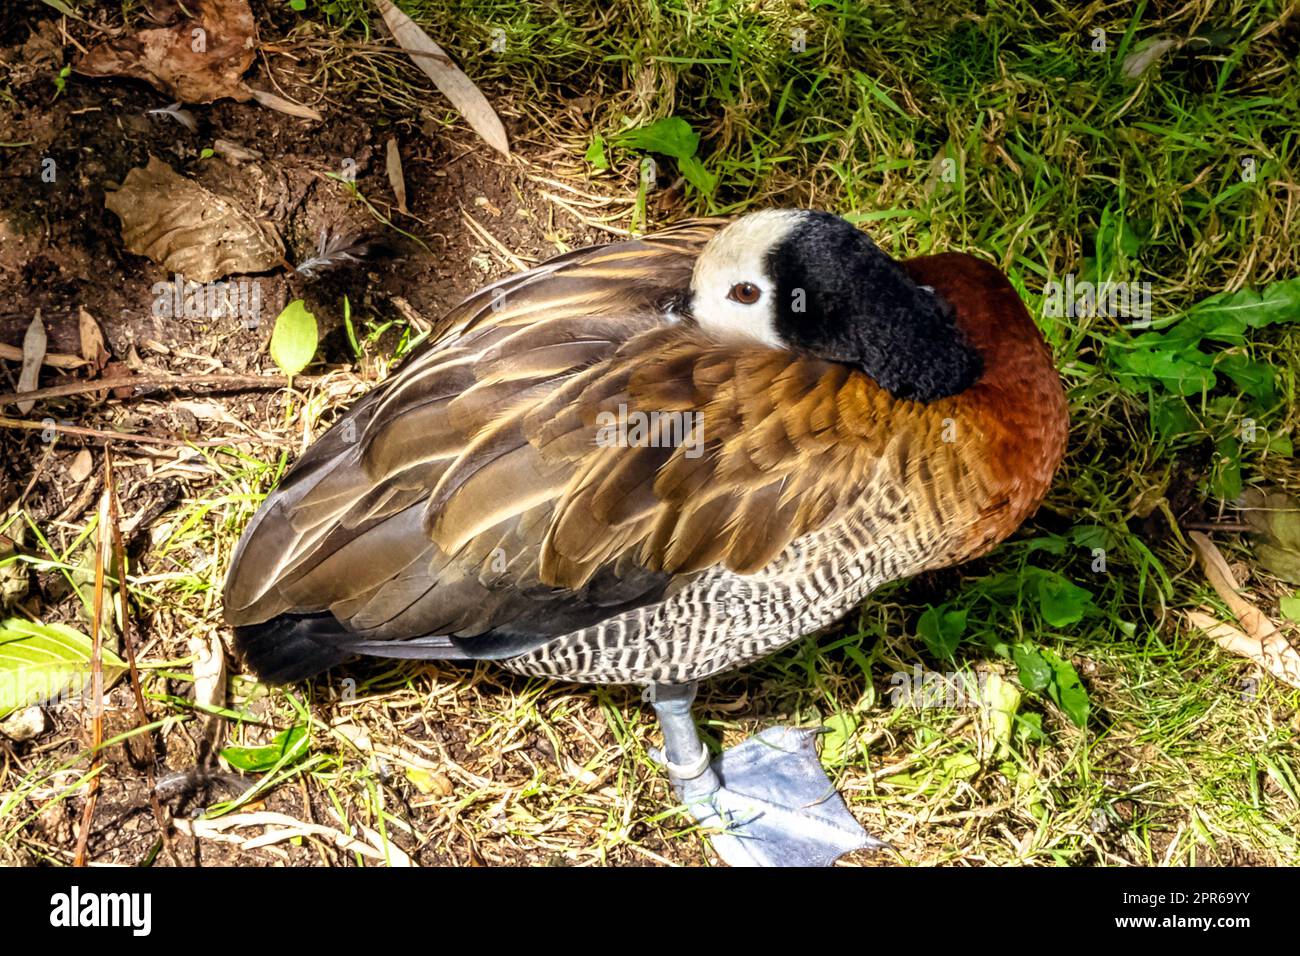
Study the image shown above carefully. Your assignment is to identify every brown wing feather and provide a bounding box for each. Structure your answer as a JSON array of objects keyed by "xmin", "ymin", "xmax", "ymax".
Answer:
[
  {"xmin": 224, "ymin": 221, "xmax": 725, "ymax": 637},
  {"xmin": 527, "ymin": 331, "xmax": 913, "ymax": 586}
]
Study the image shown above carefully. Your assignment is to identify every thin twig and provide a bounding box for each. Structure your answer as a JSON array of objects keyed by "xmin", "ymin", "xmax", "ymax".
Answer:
[
  {"xmin": 104, "ymin": 447, "xmax": 180, "ymax": 867},
  {"xmin": 14, "ymin": 436, "xmax": 58, "ymax": 510},
  {"xmin": 459, "ymin": 206, "xmax": 533, "ymax": 269},
  {"xmin": 73, "ymin": 487, "xmax": 111, "ymax": 867},
  {"xmin": 0, "ymin": 372, "xmax": 321, "ymax": 408},
  {"xmin": 174, "ymin": 811, "xmax": 414, "ymax": 865},
  {"xmin": 0, "ymin": 415, "xmax": 283, "ymax": 448}
]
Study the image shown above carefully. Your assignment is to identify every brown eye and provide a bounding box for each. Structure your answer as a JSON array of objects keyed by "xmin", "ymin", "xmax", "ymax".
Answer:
[{"xmin": 727, "ymin": 282, "xmax": 762, "ymax": 305}]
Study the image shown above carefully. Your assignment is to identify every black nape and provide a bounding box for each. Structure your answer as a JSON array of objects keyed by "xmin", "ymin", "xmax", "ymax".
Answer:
[{"xmin": 767, "ymin": 212, "xmax": 982, "ymax": 401}]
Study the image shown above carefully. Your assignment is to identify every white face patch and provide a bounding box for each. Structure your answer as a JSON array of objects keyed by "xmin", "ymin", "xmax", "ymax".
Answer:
[{"xmin": 689, "ymin": 210, "xmax": 805, "ymax": 348}]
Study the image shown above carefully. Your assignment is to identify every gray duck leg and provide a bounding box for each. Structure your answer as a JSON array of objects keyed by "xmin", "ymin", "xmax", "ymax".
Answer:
[{"xmin": 645, "ymin": 682, "xmax": 886, "ymax": 867}]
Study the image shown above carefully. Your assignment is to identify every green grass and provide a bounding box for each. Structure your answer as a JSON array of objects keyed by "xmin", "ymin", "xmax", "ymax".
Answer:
[{"xmin": 2, "ymin": 0, "xmax": 1299, "ymax": 866}]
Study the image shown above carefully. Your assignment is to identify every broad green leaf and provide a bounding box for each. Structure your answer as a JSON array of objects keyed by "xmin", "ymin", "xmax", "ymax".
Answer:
[
  {"xmin": 1023, "ymin": 533, "xmax": 1068, "ymax": 555},
  {"xmin": 1013, "ymin": 645, "xmax": 1051, "ymax": 692},
  {"xmin": 0, "ymin": 618, "xmax": 126, "ymax": 719},
  {"xmin": 1035, "ymin": 571, "xmax": 1093, "ymax": 626},
  {"xmin": 1255, "ymin": 545, "xmax": 1300, "ymax": 583},
  {"xmin": 1161, "ymin": 312, "xmax": 1247, "ymax": 347},
  {"xmin": 1015, "ymin": 711, "xmax": 1047, "ymax": 745},
  {"xmin": 1069, "ymin": 524, "xmax": 1112, "ymax": 550},
  {"xmin": 1110, "ymin": 343, "xmax": 1215, "ymax": 395},
  {"xmin": 1279, "ymin": 595, "xmax": 1300, "ymax": 622},
  {"xmin": 584, "ymin": 134, "xmax": 609, "ymax": 170},
  {"xmin": 221, "ymin": 724, "xmax": 309, "ymax": 772},
  {"xmin": 1242, "ymin": 489, "xmax": 1300, "ymax": 583},
  {"xmin": 1186, "ymin": 277, "xmax": 1300, "ymax": 330},
  {"xmin": 820, "ymin": 712, "xmax": 859, "ymax": 763},
  {"xmin": 917, "ymin": 605, "xmax": 967, "ymax": 660},
  {"xmin": 984, "ymin": 567, "xmax": 1093, "ymax": 628},
  {"xmin": 1210, "ymin": 435, "xmax": 1242, "ymax": 501},
  {"xmin": 612, "ymin": 117, "xmax": 699, "ymax": 159},
  {"xmin": 678, "ymin": 155, "xmax": 718, "ymax": 195},
  {"xmin": 1151, "ymin": 395, "xmax": 1195, "ymax": 440},
  {"xmin": 980, "ymin": 570, "xmax": 1025, "ymax": 597},
  {"xmin": 1266, "ymin": 432, "xmax": 1293, "ymax": 457},
  {"xmin": 612, "ymin": 117, "xmax": 716, "ymax": 195},
  {"xmin": 981, "ymin": 672, "xmax": 1020, "ymax": 759},
  {"xmin": 1092, "ymin": 207, "xmax": 1142, "ymax": 277},
  {"xmin": 1042, "ymin": 649, "xmax": 1089, "ymax": 728},
  {"xmin": 270, "ymin": 299, "xmax": 318, "ymax": 377},
  {"xmin": 1216, "ymin": 353, "xmax": 1275, "ymax": 403}
]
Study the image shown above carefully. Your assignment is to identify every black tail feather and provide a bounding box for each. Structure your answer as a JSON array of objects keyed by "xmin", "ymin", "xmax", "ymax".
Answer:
[
  {"xmin": 233, "ymin": 613, "xmax": 358, "ymax": 684},
  {"xmin": 233, "ymin": 613, "xmax": 554, "ymax": 684}
]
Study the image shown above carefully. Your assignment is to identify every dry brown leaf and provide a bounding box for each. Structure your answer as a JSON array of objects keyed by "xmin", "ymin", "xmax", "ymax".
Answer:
[
  {"xmin": 172, "ymin": 399, "xmax": 247, "ymax": 428},
  {"xmin": 1186, "ymin": 610, "xmax": 1300, "ymax": 690},
  {"xmin": 1189, "ymin": 531, "xmax": 1271, "ymax": 638},
  {"xmin": 245, "ymin": 87, "xmax": 323, "ymax": 121},
  {"xmin": 0, "ymin": 533, "xmax": 26, "ymax": 611},
  {"xmin": 0, "ymin": 343, "xmax": 86, "ymax": 369},
  {"xmin": 1240, "ymin": 488, "xmax": 1300, "ymax": 585},
  {"xmin": 386, "ymin": 136, "xmax": 408, "ymax": 214},
  {"xmin": 189, "ymin": 632, "xmax": 227, "ymax": 748},
  {"xmin": 374, "ymin": 0, "xmax": 509, "ymax": 157},
  {"xmin": 100, "ymin": 361, "xmax": 138, "ymax": 400},
  {"xmin": 16, "ymin": 310, "xmax": 46, "ymax": 414},
  {"xmin": 105, "ymin": 156, "xmax": 284, "ymax": 282},
  {"xmin": 76, "ymin": 0, "xmax": 257, "ymax": 104},
  {"xmin": 68, "ymin": 449, "xmax": 94, "ymax": 483},
  {"xmin": 1187, "ymin": 531, "xmax": 1300, "ymax": 690},
  {"xmin": 78, "ymin": 307, "xmax": 110, "ymax": 372},
  {"xmin": 212, "ymin": 138, "xmax": 262, "ymax": 164}
]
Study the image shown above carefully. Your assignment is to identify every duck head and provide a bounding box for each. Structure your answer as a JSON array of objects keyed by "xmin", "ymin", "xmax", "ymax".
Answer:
[{"xmin": 688, "ymin": 209, "xmax": 983, "ymax": 402}]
